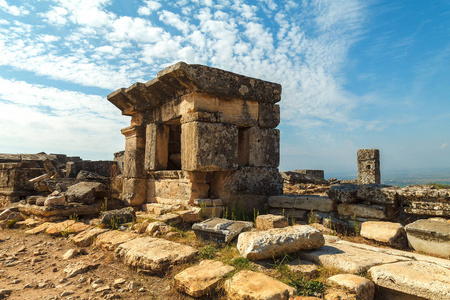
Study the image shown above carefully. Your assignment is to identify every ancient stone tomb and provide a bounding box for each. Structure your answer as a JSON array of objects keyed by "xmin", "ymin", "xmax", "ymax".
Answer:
[{"xmin": 107, "ymin": 62, "xmax": 283, "ymax": 212}]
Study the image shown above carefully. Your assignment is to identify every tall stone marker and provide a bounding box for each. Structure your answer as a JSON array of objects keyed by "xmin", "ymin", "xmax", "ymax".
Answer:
[
  {"xmin": 107, "ymin": 62, "xmax": 283, "ymax": 212},
  {"xmin": 357, "ymin": 149, "xmax": 380, "ymax": 185}
]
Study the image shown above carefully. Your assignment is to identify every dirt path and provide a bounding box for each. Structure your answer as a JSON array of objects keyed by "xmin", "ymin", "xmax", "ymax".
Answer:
[{"xmin": 0, "ymin": 228, "xmax": 192, "ymax": 300}]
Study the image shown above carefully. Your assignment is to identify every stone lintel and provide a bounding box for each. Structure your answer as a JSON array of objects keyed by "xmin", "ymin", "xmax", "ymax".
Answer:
[{"xmin": 107, "ymin": 62, "xmax": 282, "ymax": 115}]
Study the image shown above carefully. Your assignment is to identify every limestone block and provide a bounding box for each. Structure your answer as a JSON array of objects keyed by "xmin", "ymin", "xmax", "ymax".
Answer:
[
  {"xmin": 153, "ymin": 179, "xmax": 209, "ymax": 202},
  {"xmin": 369, "ymin": 261, "xmax": 450, "ymax": 300},
  {"xmin": 145, "ymin": 123, "xmax": 169, "ymax": 171},
  {"xmin": 46, "ymin": 220, "xmax": 89, "ymax": 236},
  {"xmin": 65, "ymin": 181, "xmax": 105, "ymax": 204},
  {"xmin": 299, "ymin": 243, "xmax": 409, "ymax": 274},
  {"xmin": 255, "ymin": 214, "xmax": 288, "ymax": 230},
  {"xmin": 248, "ymin": 127, "xmax": 279, "ymax": 167},
  {"xmin": 181, "ymin": 121, "xmax": 238, "ymax": 171},
  {"xmin": 258, "ymin": 103, "xmax": 280, "ymax": 128},
  {"xmin": 326, "ymin": 274, "xmax": 374, "ymax": 300},
  {"xmin": 281, "ymin": 171, "xmax": 328, "ymax": 185},
  {"xmin": 24, "ymin": 222, "xmax": 52, "ymax": 235},
  {"xmin": 142, "ymin": 203, "xmax": 182, "ymax": 215},
  {"xmin": 356, "ymin": 184, "xmax": 398, "ymax": 205},
  {"xmin": 114, "ymin": 237, "xmax": 198, "ymax": 274},
  {"xmin": 192, "ymin": 218, "xmax": 253, "ymax": 243},
  {"xmin": 174, "ymin": 260, "xmax": 235, "ymax": 298},
  {"xmin": 211, "ymin": 167, "xmax": 283, "ymax": 199},
  {"xmin": 122, "ymin": 178, "xmax": 147, "ymax": 207},
  {"xmin": 71, "ymin": 228, "xmax": 109, "ymax": 247},
  {"xmin": 225, "ymin": 270, "xmax": 295, "ymax": 300},
  {"xmin": 44, "ymin": 194, "xmax": 66, "ymax": 206},
  {"xmin": 193, "ymin": 198, "xmax": 223, "ymax": 207},
  {"xmin": 184, "ymin": 93, "xmax": 259, "ymax": 127},
  {"xmin": 268, "ymin": 195, "xmax": 335, "ymax": 213},
  {"xmin": 360, "ymin": 221, "xmax": 407, "ymax": 248},
  {"xmin": 327, "ymin": 184, "xmax": 359, "ymax": 203},
  {"xmin": 176, "ymin": 208, "xmax": 202, "ymax": 222},
  {"xmin": 237, "ymin": 225, "xmax": 325, "ymax": 260},
  {"xmin": 403, "ymin": 201, "xmax": 450, "ymax": 217},
  {"xmin": 95, "ymin": 231, "xmax": 138, "ymax": 251},
  {"xmin": 268, "ymin": 208, "xmax": 308, "ymax": 220},
  {"xmin": 18, "ymin": 203, "xmax": 101, "ymax": 218},
  {"xmin": 405, "ymin": 219, "xmax": 450, "ymax": 258},
  {"xmin": 101, "ymin": 207, "xmax": 136, "ymax": 227},
  {"xmin": 337, "ymin": 203, "xmax": 396, "ymax": 220},
  {"xmin": 286, "ymin": 259, "xmax": 319, "ymax": 278},
  {"xmin": 121, "ymin": 126, "xmax": 146, "ymax": 178}
]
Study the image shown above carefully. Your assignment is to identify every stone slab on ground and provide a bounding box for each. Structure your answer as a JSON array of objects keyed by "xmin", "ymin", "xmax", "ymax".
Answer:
[
  {"xmin": 174, "ymin": 260, "xmax": 235, "ymax": 298},
  {"xmin": 192, "ymin": 218, "xmax": 253, "ymax": 243},
  {"xmin": 71, "ymin": 228, "xmax": 109, "ymax": 247},
  {"xmin": 18, "ymin": 203, "xmax": 101, "ymax": 218},
  {"xmin": 115, "ymin": 237, "xmax": 198, "ymax": 274},
  {"xmin": 337, "ymin": 203, "xmax": 395, "ymax": 220},
  {"xmin": 101, "ymin": 207, "xmax": 136, "ymax": 228},
  {"xmin": 46, "ymin": 220, "xmax": 89, "ymax": 236},
  {"xmin": 268, "ymin": 195, "xmax": 335, "ymax": 212},
  {"xmin": 368, "ymin": 261, "xmax": 450, "ymax": 300},
  {"xmin": 286, "ymin": 259, "xmax": 319, "ymax": 278},
  {"xmin": 255, "ymin": 214, "xmax": 288, "ymax": 230},
  {"xmin": 95, "ymin": 230, "xmax": 138, "ymax": 251},
  {"xmin": 326, "ymin": 274, "xmax": 374, "ymax": 300},
  {"xmin": 360, "ymin": 221, "xmax": 407, "ymax": 248},
  {"xmin": 24, "ymin": 222, "xmax": 52, "ymax": 235},
  {"xmin": 238, "ymin": 225, "xmax": 324, "ymax": 260},
  {"xmin": 299, "ymin": 242, "xmax": 410, "ymax": 274},
  {"xmin": 64, "ymin": 261, "xmax": 100, "ymax": 278},
  {"xmin": 224, "ymin": 270, "xmax": 295, "ymax": 300},
  {"xmin": 405, "ymin": 218, "xmax": 450, "ymax": 258}
]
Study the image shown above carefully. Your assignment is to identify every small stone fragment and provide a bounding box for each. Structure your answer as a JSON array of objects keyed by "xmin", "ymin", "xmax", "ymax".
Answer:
[
  {"xmin": 255, "ymin": 214, "xmax": 289, "ymax": 230},
  {"xmin": 326, "ymin": 274, "xmax": 374, "ymax": 300}
]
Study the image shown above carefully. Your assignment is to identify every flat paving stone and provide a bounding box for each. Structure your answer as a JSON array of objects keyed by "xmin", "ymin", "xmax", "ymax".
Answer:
[
  {"xmin": 299, "ymin": 242, "xmax": 410, "ymax": 274},
  {"xmin": 71, "ymin": 228, "xmax": 109, "ymax": 247},
  {"xmin": 94, "ymin": 230, "xmax": 138, "ymax": 251},
  {"xmin": 192, "ymin": 218, "xmax": 253, "ymax": 243},
  {"xmin": 327, "ymin": 274, "xmax": 374, "ymax": 300},
  {"xmin": 174, "ymin": 260, "xmax": 235, "ymax": 297},
  {"xmin": 224, "ymin": 270, "xmax": 295, "ymax": 300},
  {"xmin": 115, "ymin": 237, "xmax": 198, "ymax": 274},
  {"xmin": 405, "ymin": 219, "xmax": 450, "ymax": 258},
  {"xmin": 369, "ymin": 261, "xmax": 450, "ymax": 300}
]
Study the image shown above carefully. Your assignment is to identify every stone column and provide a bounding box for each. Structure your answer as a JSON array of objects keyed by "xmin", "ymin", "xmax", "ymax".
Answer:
[
  {"xmin": 357, "ymin": 149, "xmax": 380, "ymax": 185},
  {"xmin": 121, "ymin": 125, "xmax": 147, "ymax": 207}
]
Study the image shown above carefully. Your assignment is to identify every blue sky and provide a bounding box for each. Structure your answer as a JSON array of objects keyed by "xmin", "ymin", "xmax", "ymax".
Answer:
[{"xmin": 0, "ymin": 0, "xmax": 449, "ymax": 177}]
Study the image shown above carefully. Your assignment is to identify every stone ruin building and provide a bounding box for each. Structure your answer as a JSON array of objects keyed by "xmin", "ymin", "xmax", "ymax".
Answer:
[
  {"xmin": 107, "ymin": 62, "xmax": 283, "ymax": 213},
  {"xmin": 357, "ymin": 149, "xmax": 380, "ymax": 185}
]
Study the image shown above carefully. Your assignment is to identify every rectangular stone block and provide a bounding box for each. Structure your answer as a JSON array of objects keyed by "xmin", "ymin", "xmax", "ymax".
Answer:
[
  {"xmin": 145, "ymin": 123, "xmax": 169, "ymax": 171},
  {"xmin": 122, "ymin": 177, "xmax": 147, "ymax": 207},
  {"xmin": 183, "ymin": 92, "xmax": 259, "ymax": 127},
  {"xmin": 357, "ymin": 149, "xmax": 380, "ymax": 185},
  {"xmin": 181, "ymin": 122, "xmax": 238, "ymax": 171},
  {"xmin": 268, "ymin": 195, "xmax": 335, "ymax": 212},
  {"xmin": 248, "ymin": 127, "xmax": 280, "ymax": 167},
  {"xmin": 268, "ymin": 208, "xmax": 308, "ymax": 220},
  {"xmin": 121, "ymin": 126, "xmax": 146, "ymax": 178},
  {"xmin": 337, "ymin": 203, "xmax": 396, "ymax": 220},
  {"xmin": 153, "ymin": 178, "xmax": 209, "ymax": 203},
  {"xmin": 258, "ymin": 103, "xmax": 280, "ymax": 128}
]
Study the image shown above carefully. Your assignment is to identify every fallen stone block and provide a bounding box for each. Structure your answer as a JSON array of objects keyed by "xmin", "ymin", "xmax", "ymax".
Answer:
[
  {"xmin": 24, "ymin": 222, "xmax": 52, "ymax": 235},
  {"xmin": 95, "ymin": 230, "xmax": 138, "ymax": 251},
  {"xmin": 326, "ymin": 274, "xmax": 374, "ymax": 300},
  {"xmin": 369, "ymin": 261, "xmax": 450, "ymax": 300},
  {"xmin": 44, "ymin": 194, "xmax": 66, "ymax": 206},
  {"xmin": 224, "ymin": 270, "xmax": 295, "ymax": 300},
  {"xmin": 46, "ymin": 220, "xmax": 89, "ymax": 236},
  {"xmin": 360, "ymin": 221, "xmax": 407, "ymax": 248},
  {"xmin": 71, "ymin": 228, "xmax": 109, "ymax": 247},
  {"xmin": 174, "ymin": 260, "xmax": 235, "ymax": 297},
  {"xmin": 237, "ymin": 225, "xmax": 324, "ymax": 260},
  {"xmin": 18, "ymin": 203, "xmax": 101, "ymax": 219},
  {"xmin": 65, "ymin": 181, "xmax": 105, "ymax": 204},
  {"xmin": 146, "ymin": 221, "xmax": 172, "ymax": 235},
  {"xmin": 154, "ymin": 212, "xmax": 181, "ymax": 224},
  {"xmin": 176, "ymin": 208, "xmax": 202, "ymax": 222},
  {"xmin": 356, "ymin": 184, "xmax": 399, "ymax": 205},
  {"xmin": 142, "ymin": 203, "xmax": 183, "ymax": 215},
  {"xmin": 255, "ymin": 214, "xmax": 288, "ymax": 230},
  {"xmin": 405, "ymin": 218, "xmax": 450, "ymax": 258},
  {"xmin": 192, "ymin": 218, "xmax": 253, "ymax": 243},
  {"xmin": 299, "ymin": 243, "xmax": 410, "ymax": 274},
  {"xmin": 268, "ymin": 195, "xmax": 335, "ymax": 212},
  {"xmin": 269, "ymin": 208, "xmax": 308, "ymax": 220},
  {"xmin": 115, "ymin": 237, "xmax": 198, "ymax": 274},
  {"xmin": 101, "ymin": 207, "xmax": 136, "ymax": 228}
]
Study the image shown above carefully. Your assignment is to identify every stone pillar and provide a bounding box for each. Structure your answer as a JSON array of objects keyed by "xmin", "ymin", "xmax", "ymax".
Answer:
[
  {"xmin": 357, "ymin": 149, "xmax": 380, "ymax": 185},
  {"xmin": 121, "ymin": 125, "xmax": 147, "ymax": 207},
  {"xmin": 145, "ymin": 123, "xmax": 169, "ymax": 171}
]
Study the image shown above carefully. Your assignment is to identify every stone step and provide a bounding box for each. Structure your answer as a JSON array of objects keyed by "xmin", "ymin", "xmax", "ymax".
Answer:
[{"xmin": 268, "ymin": 195, "xmax": 335, "ymax": 213}]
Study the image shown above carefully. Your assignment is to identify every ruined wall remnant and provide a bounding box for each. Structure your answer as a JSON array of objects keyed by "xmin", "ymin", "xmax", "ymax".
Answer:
[
  {"xmin": 107, "ymin": 62, "xmax": 283, "ymax": 212},
  {"xmin": 357, "ymin": 149, "xmax": 380, "ymax": 185}
]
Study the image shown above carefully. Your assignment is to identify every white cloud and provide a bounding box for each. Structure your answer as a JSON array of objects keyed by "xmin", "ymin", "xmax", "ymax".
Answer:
[
  {"xmin": 40, "ymin": 6, "xmax": 69, "ymax": 25},
  {"xmin": 0, "ymin": 0, "xmax": 29, "ymax": 16},
  {"xmin": 441, "ymin": 143, "xmax": 448, "ymax": 151},
  {"xmin": 158, "ymin": 10, "xmax": 191, "ymax": 34},
  {"xmin": 138, "ymin": 0, "xmax": 162, "ymax": 16}
]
